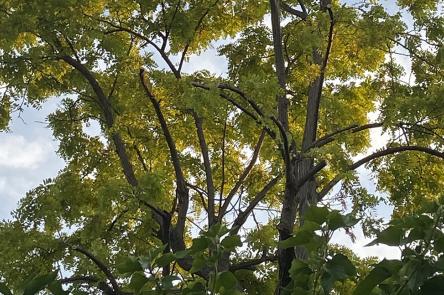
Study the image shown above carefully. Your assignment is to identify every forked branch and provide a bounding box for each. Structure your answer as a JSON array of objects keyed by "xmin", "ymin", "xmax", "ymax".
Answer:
[
  {"xmin": 230, "ymin": 174, "xmax": 282, "ymax": 234},
  {"xmin": 219, "ymin": 130, "xmax": 267, "ymax": 219}
]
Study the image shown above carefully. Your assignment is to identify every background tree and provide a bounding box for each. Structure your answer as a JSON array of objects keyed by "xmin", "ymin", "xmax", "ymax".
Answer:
[{"xmin": 0, "ymin": 0, "xmax": 443, "ymax": 294}]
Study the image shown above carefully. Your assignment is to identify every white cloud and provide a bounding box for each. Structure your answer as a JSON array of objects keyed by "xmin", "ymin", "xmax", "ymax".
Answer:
[
  {"xmin": 332, "ymin": 229, "xmax": 401, "ymax": 260},
  {"xmin": 0, "ymin": 135, "xmax": 52, "ymax": 169}
]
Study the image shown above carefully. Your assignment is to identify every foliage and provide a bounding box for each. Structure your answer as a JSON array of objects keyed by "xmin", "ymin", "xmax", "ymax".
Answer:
[{"xmin": 0, "ymin": 0, "xmax": 443, "ymax": 294}]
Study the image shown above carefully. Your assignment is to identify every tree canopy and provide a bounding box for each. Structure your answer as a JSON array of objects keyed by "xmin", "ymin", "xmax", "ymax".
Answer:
[{"xmin": 0, "ymin": 0, "xmax": 444, "ymax": 294}]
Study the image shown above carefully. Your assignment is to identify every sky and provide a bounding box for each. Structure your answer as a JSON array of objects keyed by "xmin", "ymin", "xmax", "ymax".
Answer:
[
  {"xmin": 0, "ymin": 99, "xmax": 65, "ymax": 219},
  {"xmin": 0, "ymin": 0, "xmax": 414, "ymax": 260}
]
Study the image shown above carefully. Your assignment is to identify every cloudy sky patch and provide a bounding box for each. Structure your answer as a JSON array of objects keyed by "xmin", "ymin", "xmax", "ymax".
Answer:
[{"xmin": 0, "ymin": 135, "xmax": 52, "ymax": 169}]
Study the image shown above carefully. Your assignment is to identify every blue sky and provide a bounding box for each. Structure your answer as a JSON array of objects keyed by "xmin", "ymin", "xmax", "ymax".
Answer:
[
  {"xmin": 0, "ymin": 0, "xmax": 412, "ymax": 259},
  {"xmin": 0, "ymin": 99, "xmax": 64, "ymax": 219}
]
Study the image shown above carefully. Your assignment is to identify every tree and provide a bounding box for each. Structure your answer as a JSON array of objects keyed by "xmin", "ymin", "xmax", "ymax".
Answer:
[{"xmin": 0, "ymin": 0, "xmax": 443, "ymax": 294}]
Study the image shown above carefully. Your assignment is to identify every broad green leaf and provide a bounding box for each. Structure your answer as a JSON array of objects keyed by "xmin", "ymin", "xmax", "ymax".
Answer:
[
  {"xmin": 434, "ymin": 236, "xmax": 444, "ymax": 252},
  {"xmin": 23, "ymin": 272, "xmax": 57, "ymax": 295},
  {"xmin": 174, "ymin": 250, "xmax": 189, "ymax": 259},
  {"xmin": 155, "ymin": 253, "xmax": 176, "ymax": 268},
  {"xmin": 321, "ymin": 254, "xmax": 357, "ymax": 294},
  {"xmin": 304, "ymin": 206, "xmax": 330, "ymax": 225},
  {"xmin": 129, "ymin": 272, "xmax": 150, "ymax": 293},
  {"xmin": 279, "ymin": 231, "xmax": 314, "ymax": 249},
  {"xmin": 48, "ymin": 280, "xmax": 69, "ymax": 295},
  {"xmin": 419, "ymin": 275, "xmax": 444, "ymax": 295},
  {"xmin": 161, "ymin": 275, "xmax": 181, "ymax": 289},
  {"xmin": 289, "ymin": 259, "xmax": 313, "ymax": 290},
  {"xmin": 117, "ymin": 256, "xmax": 143, "ymax": 274},
  {"xmin": 190, "ymin": 237, "xmax": 210, "ymax": 254},
  {"xmin": 221, "ymin": 235, "xmax": 242, "ymax": 250},
  {"xmin": 327, "ymin": 211, "xmax": 359, "ymax": 231},
  {"xmin": 190, "ymin": 255, "xmax": 207, "ymax": 273},
  {"xmin": 353, "ymin": 260, "xmax": 402, "ymax": 295},
  {"xmin": 182, "ymin": 281, "xmax": 206, "ymax": 295},
  {"xmin": 206, "ymin": 223, "xmax": 229, "ymax": 239},
  {"xmin": 367, "ymin": 226, "xmax": 403, "ymax": 246},
  {"xmin": 215, "ymin": 271, "xmax": 238, "ymax": 292}
]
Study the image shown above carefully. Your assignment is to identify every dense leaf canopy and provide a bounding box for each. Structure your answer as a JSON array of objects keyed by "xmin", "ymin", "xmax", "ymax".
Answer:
[{"xmin": 0, "ymin": 0, "xmax": 443, "ymax": 294}]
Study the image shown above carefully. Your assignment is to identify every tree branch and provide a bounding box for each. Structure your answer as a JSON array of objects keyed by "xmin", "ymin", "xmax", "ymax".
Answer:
[
  {"xmin": 229, "ymin": 254, "xmax": 278, "ymax": 271},
  {"xmin": 60, "ymin": 55, "xmax": 139, "ymax": 188},
  {"xmin": 281, "ymin": 1, "xmax": 307, "ymax": 19},
  {"xmin": 269, "ymin": 0, "xmax": 288, "ymax": 129},
  {"xmin": 93, "ymin": 16, "xmax": 180, "ymax": 78},
  {"xmin": 60, "ymin": 275, "xmax": 99, "ymax": 284},
  {"xmin": 230, "ymin": 174, "xmax": 282, "ymax": 234},
  {"xmin": 219, "ymin": 119, "xmax": 228, "ymax": 212},
  {"xmin": 308, "ymin": 122, "xmax": 384, "ymax": 150},
  {"xmin": 219, "ymin": 130, "xmax": 266, "ymax": 219},
  {"xmin": 139, "ymin": 68, "xmax": 189, "ymax": 239},
  {"xmin": 191, "ymin": 111, "xmax": 216, "ymax": 225},
  {"xmin": 187, "ymin": 182, "xmax": 209, "ymax": 213},
  {"xmin": 301, "ymin": 7, "xmax": 335, "ymax": 150},
  {"xmin": 72, "ymin": 246, "xmax": 120, "ymax": 294},
  {"xmin": 190, "ymin": 82, "xmax": 276, "ymax": 138},
  {"xmin": 318, "ymin": 145, "xmax": 444, "ymax": 200},
  {"xmin": 178, "ymin": 0, "xmax": 220, "ymax": 73}
]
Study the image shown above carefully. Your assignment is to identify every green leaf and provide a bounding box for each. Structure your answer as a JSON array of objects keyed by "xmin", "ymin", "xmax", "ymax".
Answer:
[
  {"xmin": 279, "ymin": 231, "xmax": 314, "ymax": 249},
  {"xmin": 215, "ymin": 271, "xmax": 238, "ymax": 292},
  {"xmin": 182, "ymin": 281, "xmax": 206, "ymax": 295},
  {"xmin": 326, "ymin": 254, "xmax": 357, "ymax": 279},
  {"xmin": 434, "ymin": 255, "xmax": 444, "ymax": 271},
  {"xmin": 161, "ymin": 275, "xmax": 181, "ymax": 289},
  {"xmin": 353, "ymin": 260, "xmax": 402, "ymax": 295},
  {"xmin": 0, "ymin": 282, "xmax": 13, "ymax": 295},
  {"xmin": 23, "ymin": 272, "xmax": 57, "ymax": 295},
  {"xmin": 434, "ymin": 236, "xmax": 444, "ymax": 252},
  {"xmin": 327, "ymin": 211, "xmax": 359, "ymax": 231},
  {"xmin": 174, "ymin": 250, "xmax": 189, "ymax": 259},
  {"xmin": 155, "ymin": 253, "xmax": 176, "ymax": 268},
  {"xmin": 190, "ymin": 237, "xmax": 210, "ymax": 254},
  {"xmin": 367, "ymin": 226, "xmax": 403, "ymax": 246},
  {"xmin": 304, "ymin": 206, "xmax": 330, "ymax": 225},
  {"xmin": 206, "ymin": 223, "xmax": 229, "ymax": 239},
  {"xmin": 117, "ymin": 256, "xmax": 143, "ymax": 274},
  {"xmin": 419, "ymin": 275, "xmax": 444, "ymax": 295},
  {"xmin": 129, "ymin": 272, "xmax": 150, "ymax": 293},
  {"xmin": 48, "ymin": 280, "xmax": 69, "ymax": 295},
  {"xmin": 289, "ymin": 259, "xmax": 313, "ymax": 290},
  {"xmin": 221, "ymin": 235, "xmax": 242, "ymax": 250},
  {"xmin": 190, "ymin": 255, "xmax": 207, "ymax": 273},
  {"xmin": 321, "ymin": 254, "xmax": 357, "ymax": 294}
]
